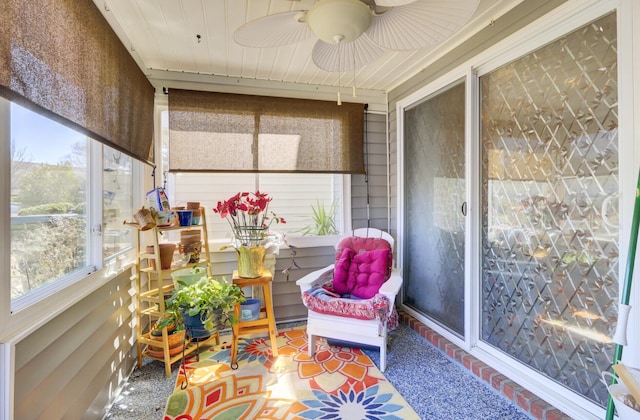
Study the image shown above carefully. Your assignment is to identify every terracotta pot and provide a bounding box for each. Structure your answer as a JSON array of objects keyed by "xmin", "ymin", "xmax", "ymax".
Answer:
[
  {"xmin": 147, "ymin": 243, "xmax": 176, "ymax": 270},
  {"xmin": 180, "ymin": 229, "xmax": 201, "ymax": 244},
  {"xmin": 191, "ymin": 208, "xmax": 202, "ymax": 225},
  {"xmin": 186, "ymin": 202, "xmax": 200, "ymax": 210}
]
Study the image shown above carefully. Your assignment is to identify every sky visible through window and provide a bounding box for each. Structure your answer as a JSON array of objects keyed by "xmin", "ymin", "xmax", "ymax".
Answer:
[{"xmin": 11, "ymin": 103, "xmax": 85, "ymax": 165}]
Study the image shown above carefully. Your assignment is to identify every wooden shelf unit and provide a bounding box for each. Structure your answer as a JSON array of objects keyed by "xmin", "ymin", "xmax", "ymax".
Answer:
[{"xmin": 133, "ymin": 207, "xmax": 216, "ymax": 377}]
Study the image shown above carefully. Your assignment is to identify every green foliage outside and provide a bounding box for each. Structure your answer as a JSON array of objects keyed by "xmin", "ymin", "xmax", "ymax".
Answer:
[
  {"xmin": 299, "ymin": 200, "xmax": 338, "ymax": 236},
  {"xmin": 17, "ymin": 164, "xmax": 84, "ymax": 208},
  {"xmin": 17, "ymin": 202, "xmax": 77, "ymax": 216},
  {"xmin": 11, "ymin": 159, "xmax": 86, "ymax": 299},
  {"xmin": 10, "ymin": 217, "xmax": 85, "ymax": 298}
]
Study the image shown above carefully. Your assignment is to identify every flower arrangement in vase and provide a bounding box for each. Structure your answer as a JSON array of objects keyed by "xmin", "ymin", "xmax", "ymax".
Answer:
[
  {"xmin": 214, "ymin": 191, "xmax": 286, "ymax": 277},
  {"xmin": 214, "ymin": 191, "xmax": 285, "ymax": 246}
]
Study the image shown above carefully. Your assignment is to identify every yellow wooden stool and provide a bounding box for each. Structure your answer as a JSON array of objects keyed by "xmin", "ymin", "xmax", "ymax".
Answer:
[{"xmin": 230, "ymin": 269, "xmax": 278, "ymax": 368}]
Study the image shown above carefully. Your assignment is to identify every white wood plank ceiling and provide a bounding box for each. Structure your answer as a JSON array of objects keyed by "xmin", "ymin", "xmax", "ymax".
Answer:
[{"xmin": 96, "ymin": 0, "xmax": 522, "ymax": 98}]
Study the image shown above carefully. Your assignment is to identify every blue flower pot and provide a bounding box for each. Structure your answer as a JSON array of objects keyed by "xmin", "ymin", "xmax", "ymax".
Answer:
[
  {"xmin": 181, "ymin": 309, "xmax": 225, "ymax": 340},
  {"xmin": 181, "ymin": 312, "xmax": 211, "ymax": 339}
]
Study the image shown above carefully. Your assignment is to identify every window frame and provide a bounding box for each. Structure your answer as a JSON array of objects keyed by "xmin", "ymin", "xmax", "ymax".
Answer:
[
  {"xmin": 0, "ymin": 97, "xmax": 142, "ymax": 341},
  {"xmin": 103, "ymin": 144, "xmax": 140, "ymax": 262}
]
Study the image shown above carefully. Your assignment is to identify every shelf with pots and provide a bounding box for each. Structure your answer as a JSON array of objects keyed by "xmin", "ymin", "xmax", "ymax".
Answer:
[{"xmin": 129, "ymin": 199, "xmax": 215, "ymax": 377}]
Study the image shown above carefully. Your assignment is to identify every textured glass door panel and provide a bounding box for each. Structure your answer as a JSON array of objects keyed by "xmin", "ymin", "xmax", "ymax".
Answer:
[
  {"xmin": 480, "ymin": 13, "xmax": 617, "ymax": 406},
  {"xmin": 403, "ymin": 81, "xmax": 465, "ymax": 336}
]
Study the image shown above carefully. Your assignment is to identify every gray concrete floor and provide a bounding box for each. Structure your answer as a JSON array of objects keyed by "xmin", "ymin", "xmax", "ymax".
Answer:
[
  {"xmin": 104, "ymin": 323, "xmax": 531, "ymax": 420},
  {"xmin": 105, "ymin": 355, "xmax": 178, "ymax": 420}
]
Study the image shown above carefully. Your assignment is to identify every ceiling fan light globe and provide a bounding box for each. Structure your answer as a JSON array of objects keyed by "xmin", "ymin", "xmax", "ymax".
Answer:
[{"xmin": 307, "ymin": 0, "xmax": 372, "ymax": 44}]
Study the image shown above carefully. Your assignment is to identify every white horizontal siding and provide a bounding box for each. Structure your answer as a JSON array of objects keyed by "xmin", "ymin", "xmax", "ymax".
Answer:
[{"xmin": 13, "ymin": 270, "xmax": 135, "ymax": 419}]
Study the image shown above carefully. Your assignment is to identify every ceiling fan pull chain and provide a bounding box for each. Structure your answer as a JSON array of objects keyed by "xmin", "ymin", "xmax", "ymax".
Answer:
[
  {"xmin": 337, "ymin": 48, "xmax": 342, "ymax": 105},
  {"xmin": 352, "ymin": 47, "xmax": 357, "ymax": 98}
]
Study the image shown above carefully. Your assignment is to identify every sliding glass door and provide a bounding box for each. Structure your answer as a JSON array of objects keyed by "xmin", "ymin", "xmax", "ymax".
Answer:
[
  {"xmin": 479, "ymin": 12, "xmax": 618, "ymax": 406},
  {"xmin": 403, "ymin": 81, "xmax": 466, "ymax": 337},
  {"xmin": 400, "ymin": 9, "xmax": 621, "ymax": 408}
]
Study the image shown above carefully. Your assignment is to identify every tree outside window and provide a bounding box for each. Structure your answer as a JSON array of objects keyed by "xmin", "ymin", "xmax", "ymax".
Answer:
[{"xmin": 10, "ymin": 103, "xmax": 89, "ymax": 300}]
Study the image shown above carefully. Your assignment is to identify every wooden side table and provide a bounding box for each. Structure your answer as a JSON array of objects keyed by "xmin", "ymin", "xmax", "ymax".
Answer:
[{"xmin": 230, "ymin": 269, "xmax": 279, "ymax": 368}]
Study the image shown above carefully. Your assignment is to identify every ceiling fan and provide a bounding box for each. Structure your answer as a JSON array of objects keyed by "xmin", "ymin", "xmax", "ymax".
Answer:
[{"xmin": 234, "ymin": 0, "xmax": 480, "ymax": 73}]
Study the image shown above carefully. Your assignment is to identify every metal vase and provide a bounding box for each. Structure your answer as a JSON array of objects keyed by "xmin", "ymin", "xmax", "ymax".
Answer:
[{"xmin": 235, "ymin": 245, "xmax": 266, "ymax": 278}]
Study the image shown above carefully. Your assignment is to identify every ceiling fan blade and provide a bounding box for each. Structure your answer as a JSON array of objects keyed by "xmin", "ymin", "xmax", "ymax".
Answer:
[
  {"xmin": 374, "ymin": 0, "xmax": 418, "ymax": 6},
  {"xmin": 311, "ymin": 36, "xmax": 386, "ymax": 72},
  {"xmin": 234, "ymin": 11, "xmax": 315, "ymax": 48},
  {"xmin": 367, "ymin": 0, "xmax": 480, "ymax": 50}
]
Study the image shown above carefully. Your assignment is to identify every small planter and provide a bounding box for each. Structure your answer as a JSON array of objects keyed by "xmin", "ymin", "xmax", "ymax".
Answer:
[
  {"xmin": 178, "ymin": 242, "xmax": 201, "ymax": 264},
  {"xmin": 171, "ymin": 266, "xmax": 206, "ymax": 289},
  {"xmin": 147, "ymin": 328, "xmax": 185, "ymax": 357},
  {"xmin": 176, "ymin": 210, "xmax": 193, "ymax": 226},
  {"xmin": 191, "ymin": 208, "xmax": 202, "ymax": 225},
  {"xmin": 148, "ymin": 341, "xmax": 185, "ymax": 358},
  {"xmin": 240, "ymin": 299, "xmax": 261, "ymax": 321},
  {"xmin": 147, "ymin": 243, "xmax": 176, "ymax": 270},
  {"xmin": 182, "ymin": 309, "xmax": 225, "ymax": 340}
]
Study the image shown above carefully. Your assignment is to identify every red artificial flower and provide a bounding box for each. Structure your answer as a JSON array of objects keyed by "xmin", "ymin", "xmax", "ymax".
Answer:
[{"xmin": 214, "ymin": 191, "xmax": 285, "ymax": 246}]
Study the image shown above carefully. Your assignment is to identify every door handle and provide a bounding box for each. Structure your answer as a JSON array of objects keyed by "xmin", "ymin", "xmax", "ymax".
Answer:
[{"xmin": 461, "ymin": 201, "xmax": 467, "ymax": 216}]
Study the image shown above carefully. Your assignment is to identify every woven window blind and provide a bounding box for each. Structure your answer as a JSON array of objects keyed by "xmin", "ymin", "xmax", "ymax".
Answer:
[
  {"xmin": 0, "ymin": 0, "xmax": 155, "ymax": 165},
  {"xmin": 168, "ymin": 89, "xmax": 365, "ymax": 173}
]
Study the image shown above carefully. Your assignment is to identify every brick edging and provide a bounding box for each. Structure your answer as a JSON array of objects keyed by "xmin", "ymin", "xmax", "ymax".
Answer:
[{"xmin": 398, "ymin": 310, "xmax": 572, "ymax": 420}]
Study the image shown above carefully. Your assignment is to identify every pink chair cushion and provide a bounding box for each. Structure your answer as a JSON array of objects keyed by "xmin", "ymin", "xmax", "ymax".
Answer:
[
  {"xmin": 333, "ymin": 247, "xmax": 355, "ymax": 295},
  {"xmin": 335, "ymin": 236, "xmax": 393, "ymax": 278},
  {"xmin": 333, "ymin": 248, "xmax": 390, "ymax": 299},
  {"xmin": 300, "ymin": 233, "xmax": 398, "ymax": 330}
]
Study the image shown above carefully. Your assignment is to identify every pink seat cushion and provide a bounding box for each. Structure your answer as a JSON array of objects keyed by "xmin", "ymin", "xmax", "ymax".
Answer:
[
  {"xmin": 302, "ymin": 286, "xmax": 389, "ymax": 321},
  {"xmin": 301, "ymin": 284, "xmax": 399, "ymax": 331},
  {"xmin": 333, "ymin": 248, "xmax": 390, "ymax": 299}
]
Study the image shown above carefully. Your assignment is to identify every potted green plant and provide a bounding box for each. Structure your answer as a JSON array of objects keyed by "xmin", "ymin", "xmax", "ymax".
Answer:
[
  {"xmin": 299, "ymin": 200, "xmax": 338, "ymax": 236},
  {"xmin": 157, "ymin": 276, "xmax": 245, "ymax": 339}
]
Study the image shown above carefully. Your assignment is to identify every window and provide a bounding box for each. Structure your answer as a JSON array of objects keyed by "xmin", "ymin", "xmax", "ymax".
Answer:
[
  {"xmin": 103, "ymin": 145, "xmax": 135, "ymax": 259},
  {"xmin": 167, "ymin": 90, "xmax": 364, "ymax": 173},
  {"xmin": 10, "ymin": 102, "xmax": 91, "ymax": 301},
  {"xmin": 6, "ymin": 98, "xmax": 139, "ymax": 307},
  {"xmin": 169, "ymin": 173, "xmax": 344, "ymax": 241},
  {"xmin": 159, "ymin": 109, "xmax": 346, "ymax": 242}
]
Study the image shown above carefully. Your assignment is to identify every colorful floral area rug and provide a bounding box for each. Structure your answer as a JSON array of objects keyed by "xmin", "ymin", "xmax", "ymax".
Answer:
[{"xmin": 164, "ymin": 326, "xmax": 419, "ymax": 420}]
